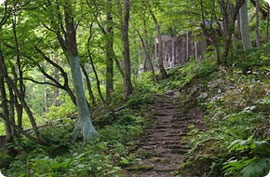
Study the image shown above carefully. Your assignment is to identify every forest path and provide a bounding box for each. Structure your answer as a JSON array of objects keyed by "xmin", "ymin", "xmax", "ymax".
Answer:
[{"xmin": 122, "ymin": 90, "xmax": 198, "ymax": 177}]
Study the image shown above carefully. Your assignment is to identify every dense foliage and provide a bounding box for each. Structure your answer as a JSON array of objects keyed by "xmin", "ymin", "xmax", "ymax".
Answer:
[{"xmin": 1, "ymin": 0, "xmax": 270, "ymax": 176}]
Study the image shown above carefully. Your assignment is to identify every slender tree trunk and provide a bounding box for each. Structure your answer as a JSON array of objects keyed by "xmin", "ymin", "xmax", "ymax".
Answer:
[
  {"xmin": 81, "ymin": 65, "xmax": 95, "ymax": 105},
  {"xmin": 137, "ymin": 30, "xmax": 157, "ymax": 83},
  {"xmin": 186, "ymin": 30, "xmax": 189, "ymax": 62},
  {"xmin": 0, "ymin": 50, "xmax": 48, "ymax": 145},
  {"xmin": 255, "ymin": 0, "xmax": 260, "ymax": 47},
  {"xmin": 122, "ymin": 0, "xmax": 133, "ymax": 100},
  {"xmin": 0, "ymin": 76, "xmax": 12, "ymax": 140},
  {"xmin": 267, "ymin": 5, "xmax": 270, "ymax": 43},
  {"xmin": 12, "ymin": 17, "xmax": 24, "ymax": 128},
  {"xmin": 214, "ymin": 41, "xmax": 221, "ymax": 65},
  {"xmin": 63, "ymin": 0, "xmax": 97, "ymax": 141},
  {"xmin": 87, "ymin": 39, "xmax": 106, "ymax": 105},
  {"xmin": 43, "ymin": 74, "xmax": 48, "ymax": 113},
  {"xmin": 8, "ymin": 86, "xmax": 16, "ymax": 134},
  {"xmin": 33, "ymin": 47, "xmax": 77, "ymax": 106},
  {"xmin": 53, "ymin": 60, "xmax": 60, "ymax": 107},
  {"xmin": 149, "ymin": 7, "xmax": 167, "ymax": 79},
  {"xmin": 250, "ymin": 0, "xmax": 267, "ymax": 20},
  {"xmin": 105, "ymin": 0, "xmax": 114, "ymax": 101},
  {"xmin": 239, "ymin": 0, "xmax": 252, "ymax": 48}
]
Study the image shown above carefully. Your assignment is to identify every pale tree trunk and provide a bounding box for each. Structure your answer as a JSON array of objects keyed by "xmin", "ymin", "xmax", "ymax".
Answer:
[
  {"xmin": 105, "ymin": 0, "xmax": 114, "ymax": 101},
  {"xmin": 240, "ymin": 0, "xmax": 252, "ymax": 48},
  {"xmin": 122, "ymin": 0, "xmax": 133, "ymax": 100},
  {"xmin": 63, "ymin": 0, "xmax": 97, "ymax": 141},
  {"xmin": 149, "ymin": 6, "xmax": 167, "ymax": 79},
  {"xmin": 255, "ymin": 0, "xmax": 260, "ymax": 47}
]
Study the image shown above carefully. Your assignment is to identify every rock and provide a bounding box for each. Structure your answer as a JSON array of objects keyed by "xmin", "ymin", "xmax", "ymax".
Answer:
[{"xmin": 127, "ymin": 165, "xmax": 154, "ymax": 172}]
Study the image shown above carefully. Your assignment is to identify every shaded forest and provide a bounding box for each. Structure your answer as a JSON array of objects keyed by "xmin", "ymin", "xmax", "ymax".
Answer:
[{"xmin": 1, "ymin": 0, "xmax": 270, "ymax": 176}]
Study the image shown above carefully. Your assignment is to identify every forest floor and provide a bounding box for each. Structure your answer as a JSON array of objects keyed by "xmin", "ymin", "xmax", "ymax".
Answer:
[{"xmin": 121, "ymin": 90, "xmax": 206, "ymax": 177}]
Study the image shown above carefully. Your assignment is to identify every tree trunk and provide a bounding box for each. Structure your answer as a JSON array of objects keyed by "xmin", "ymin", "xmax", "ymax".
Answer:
[
  {"xmin": 8, "ymin": 86, "xmax": 16, "ymax": 134},
  {"xmin": 12, "ymin": 17, "xmax": 24, "ymax": 129},
  {"xmin": 222, "ymin": 36, "xmax": 232, "ymax": 62},
  {"xmin": 105, "ymin": 0, "xmax": 114, "ymax": 101},
  {"xmin": 250, "ymin": 0, "xmax": 267, "ymax": 20},
  {"xmin": 0, "ymin": 50, "xmax": 48, "ymax": 145},
  {"xmin": 63, "ymin": 0, "xmax": 97, "ymax": 141},
  {"xmin": 43, "ymin": 74, "xmax": 48, "ymax": 113},
  {"xmin": 239, "ymin": 0, "xmax": 252, "ymax": 48},
  {"xmin": 81, "ymin": 65, "xmax": 95, "ymax": 106},
  {"xmin": 149, "ymin": 7, "xmax": 167, "ymax": 79},
  {"xmin": 137, "ymin": 30, "xmax": 157, "ymax": 83},
  {"xmin": 122, "ymin": 0, "xmax": 133, "ymax": 100},
  {"xmin": 33, "ymin": 47, "xmax": 77, "ymax": 106},
  {"xmin": 267, "ymin": 5, "xmax": 269, "ymax": 43},
  {"xmin": 214, "ymin": 41, "xmax": 221, "ymax": 65},
  {"xmin": 0, "ymin": 76, "xmax": 12, "ymax": 140},
  {"xmin": 255, "ymin": 0, "xmax": 260, "ymax": 47},
  {"xmin": 53, "ymin": 60, "xmax": 60, "ymax": 107}
]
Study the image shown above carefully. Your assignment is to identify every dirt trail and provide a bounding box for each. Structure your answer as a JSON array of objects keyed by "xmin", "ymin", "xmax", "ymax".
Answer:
[{"xmin": 123, "ymin": 90, "xmax": 198, "ymax": 177}]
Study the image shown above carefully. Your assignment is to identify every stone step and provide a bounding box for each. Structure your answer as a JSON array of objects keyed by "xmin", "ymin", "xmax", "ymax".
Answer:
[
  {"xmin": 155, "ymin": 125, "xmax": 171, "ymax": 129},
  {"xmin": 144, "ymin": 129, "xmax": 167, "ymax": 134},
  {"xmin": 169, "ymin": 118, "xmax": 191, "ymax": 122},
  {"xmin": 144, "ymin": 128, "xmax": 168, "ymax": 133},
  {"xmin": 166, "ymin": 145, "xmax": 190, "ymax": 150},
  {"xmin": 154, "ymin": 105, "xmax": 177, "ymax": 109},
  {"xmin": 155, "ymin": 106, "xmax": 176, "ymax": 110},
  {"xmin": 156, "ymin": 121, "xmax": 170, "ymax": 125},
  {"xmin": 141, "ymin": 141, "xmax": 179, "ymax": 146},
  {"xmin": 171, "ymin": 149, "xmax": 189, "ymax": 154},
  {"xmin": 155, "ymin": 112, "xmax": 182, "ymax": 116},
  {"xmin": 150, "ymin": 124, "xmax": 187, "ymax": 130},
  {"xmin": 127, "ymin": 165, "xmax": 154, "ymax": 172},
  {"xmin": 147, "ymin": 136, "xmax": 184, "ymax": 141},
  {"xmin": 154, "ymin": 168, "xmax": 177, "ymax": 172},
  {"xmin": 170, "ymin": 117, "xmax": 190, "ymax": 121},
  {"xmin": 171, "ymin": 124, "xmax": 186, "ymax": 129},
  {"xmin": 141, "ymin": 145, "xmax": 155, "ymax": 150},
  {"xmin": 154, "ymin": 110, "xmax": 181, "ymax": 113},
  {"xmin": 164, "ymin": 134, "xmax": 180, "ymax": 138},
  {"xmin": 140, "ymin": 140, "xmax": 185, "ymax": 145}
]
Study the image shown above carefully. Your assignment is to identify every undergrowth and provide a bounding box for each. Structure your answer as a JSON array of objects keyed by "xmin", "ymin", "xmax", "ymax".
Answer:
[
  {"xmin": 3, "ymin": 50, "xmax": 270, "ymax": 176},
  {"xmin": 178, "ymin": 48, "xmax": 270, "ymax": 177},
  {"xmin": 0, "ymin": 81, "xmax": 154, "ymax": 176}
]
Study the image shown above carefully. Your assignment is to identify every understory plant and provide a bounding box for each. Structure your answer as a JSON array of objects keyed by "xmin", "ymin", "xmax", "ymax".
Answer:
[{"xmin": 179, "ymin": 64, "xmax": 270, "ymax": 177}]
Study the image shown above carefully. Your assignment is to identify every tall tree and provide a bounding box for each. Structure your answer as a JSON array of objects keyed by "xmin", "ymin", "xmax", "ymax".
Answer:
[
  {"xmin": 148, "ymin": 2, "xmax": 168, "ymax": 79},
  {"xmin": 0, "ymin": 75, "xmax": 12, "ymax": 140},
  {"xmin": 105, "ymin": 0, "xmax": 114, "ymax": 101},
  {"xmin": 122, "ymin": 0, "xmax": 133, "ymax": 100},
  {"xmin": 267, "ymin": 3, "xmax": 270, "ymax": 43},
  {"xmin": 136, "ymin": 30, "xmax": 158, "ymax": 83},
  {"xmin": 239, "ymin": 0, "xmax": 252, "ymax": 48},
  {"xmin": 255, "ymin": 0, "xmax": 260, "ymax": 47},
  {"xmin": 62, "ymin": 0, "xmax": 97, "ymax": 141}
]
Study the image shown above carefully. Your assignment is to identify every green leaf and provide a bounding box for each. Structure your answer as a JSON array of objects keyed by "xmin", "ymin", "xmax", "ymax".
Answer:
[{"xmin": 120, "ymin": 157, "xmax": 129, "ymax": 164}]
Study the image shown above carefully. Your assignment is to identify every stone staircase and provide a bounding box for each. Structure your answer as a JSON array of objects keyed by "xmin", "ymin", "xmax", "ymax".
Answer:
[{"xmin": 124, "ymin": 91, "xmax": 195, "ymax": 177}]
